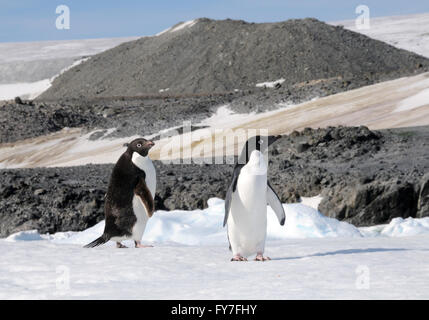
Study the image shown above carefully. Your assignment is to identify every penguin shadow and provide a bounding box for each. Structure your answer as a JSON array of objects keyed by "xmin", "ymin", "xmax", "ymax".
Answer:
[{"xmin": 271, "ymin": 248, "xmax": 410, "ymax": 261}]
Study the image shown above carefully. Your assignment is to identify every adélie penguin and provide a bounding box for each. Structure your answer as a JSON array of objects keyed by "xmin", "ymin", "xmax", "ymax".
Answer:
[
  {"xmin": 84, "ymin": 138, "xmax": 157, "ymax": 248},
  {"xmin": 224, "ymin": 135, "xmax": 285, "ymax": 261}
]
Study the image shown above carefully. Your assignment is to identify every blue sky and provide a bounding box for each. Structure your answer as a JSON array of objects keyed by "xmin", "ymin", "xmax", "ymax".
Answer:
[{"xmin": 1, "ymin": 0, "xmax": 428, "ymax": 42}]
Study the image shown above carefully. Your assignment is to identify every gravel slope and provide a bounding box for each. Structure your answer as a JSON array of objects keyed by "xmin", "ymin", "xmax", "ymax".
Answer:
[{"xmin": 39, "ymin": 18, "xmax": 429, "ymax": 99}]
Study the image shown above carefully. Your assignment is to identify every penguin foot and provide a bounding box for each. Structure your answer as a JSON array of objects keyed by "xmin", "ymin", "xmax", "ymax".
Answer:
[
  {"xmin": 231, "ymin": 255, "xmax": 248, "ymax": 262},
  {"xmin": 116, "ymin": 242, "xmax": 128, "ymax": 248},
  {"xmin": 254, "ymin": 254, "xmax": 271, "ymax": 261},
  {"xmin": 134, "ymin": 241, "xmax": 154, "ymax": 248}
]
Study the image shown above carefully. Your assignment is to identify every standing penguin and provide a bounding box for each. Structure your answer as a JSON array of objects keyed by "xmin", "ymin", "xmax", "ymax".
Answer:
[
  {"xmin": 224, "ymin": 135, "xmax": 285, "ymax": 261},
  {"xmin": 84, "ymin": 138, "xmax": 156, "ymax": 248}
]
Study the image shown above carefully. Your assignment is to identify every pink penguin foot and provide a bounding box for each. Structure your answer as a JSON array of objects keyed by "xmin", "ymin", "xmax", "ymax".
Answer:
[
  {"xmin": 134, "ymin": 241, "xmax": 154, "ymax": 248},
  {"xmin": 231, "ymin": 254, "xmax": 248, "ymax": 262},
  {"xmin": 116, "ymin": 242, "xmax": 128, "ymax": 248},
  {"xmin": 254, "ymin": 254, "xmax": 271, "ymax": 261}
]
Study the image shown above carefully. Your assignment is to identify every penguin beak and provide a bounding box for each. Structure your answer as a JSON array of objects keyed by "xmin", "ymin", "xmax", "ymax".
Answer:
[{"xmin": 145, "ymin": 140, "xmax": 155, "ymax": 149}]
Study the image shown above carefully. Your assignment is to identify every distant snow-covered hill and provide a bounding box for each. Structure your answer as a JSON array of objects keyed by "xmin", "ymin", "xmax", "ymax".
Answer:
[
  {"xmin": 0, "ymin": 37, "xmax": 137, "ymax": 99},
  {"xmin": 330, "ymin": 12, "xmax": 429, "ymax": 58}
]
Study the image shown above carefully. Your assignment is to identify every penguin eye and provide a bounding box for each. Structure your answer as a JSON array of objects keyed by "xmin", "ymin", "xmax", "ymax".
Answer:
[{"xmin": 137, "ymin": 144, "xmax": 142, "ymax": 148}]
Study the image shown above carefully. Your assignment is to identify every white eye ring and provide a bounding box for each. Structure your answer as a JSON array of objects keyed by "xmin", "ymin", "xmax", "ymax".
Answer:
[
  {"xmin": 137, "ymin": 144, "xmax": 142, "ymax": 148},
  {"xmin": 258, "ymin": 140, "xmax": 264, "ymax": 144}
]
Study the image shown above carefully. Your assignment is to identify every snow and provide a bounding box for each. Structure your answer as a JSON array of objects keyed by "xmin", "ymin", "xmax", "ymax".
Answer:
[
  {"xmin": 361, "ymin": 217, "xmax": 429, "ymax": 238},
  {"xmin": 0, "ymin": 79, "xmax": 51, "ymax": 100},
  {"xmin": 256, "ymin": 78, "xmax": 285, "ymax": 88},
  {"xmin": 0, "ymin": 57, "xmax": 89, "ymax": 101},
  {"xmin": 0, "ymin": 38, "xmax": 138, "ymax": 63},
  {"xmin": 300, "ymin": 194, "xmax": 323, "ymax": 210},
  {"xmin": 395, "ymin": 88, "xmax": 429, "ymax": 113},
  {"xmin": 170, "ymin": 20, "xmax": 197, "ymax": 33},
  {"xmin": 155, "ymin": 20, "xmax": 198, "ymax": 36},
  {"xmin": 2, "ymin": 197, "xmax": 429, "ymax": 299},
  {"xmin": 2, "ymin": 199, "xmax": 429, "ymax": 299},
  {"xmin": 155, "ymin": 27, "xmax": 173, "ymax": 37},
  {"xmin": 331, "ymin": 12, "xmax": 429, "ymax": 58}
]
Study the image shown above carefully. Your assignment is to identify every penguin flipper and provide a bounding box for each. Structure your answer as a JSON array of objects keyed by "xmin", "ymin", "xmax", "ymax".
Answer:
[
  {"xmin": 134, "ymin": 178, "xmax": 155, "ymax": 218},
  {"xmin": 84, "ymin": 235, "xmax": 109, "ymax": 248},
  {"xmin": 223, "ymin": 165, "xmax": 243, "ymax": 227},
  {"xmin": 267, "ymin": 181, "xmax": 286, "ymax": 226}
]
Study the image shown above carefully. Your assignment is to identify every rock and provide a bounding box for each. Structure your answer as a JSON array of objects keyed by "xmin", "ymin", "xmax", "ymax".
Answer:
[
  {"xmin": 417, "ymin": 173, "xmax": 429, "ymax": 217},
  {"xmin": 320, "ymin": 181, "xmax": 418, "ymax": 226},
  {"xmin": 296, "ymin": 142, "xmax": 310, "ymax": 153},
  {"xmin": 14, "ymin": 96, "xmax": 23, "ymax": 104}
]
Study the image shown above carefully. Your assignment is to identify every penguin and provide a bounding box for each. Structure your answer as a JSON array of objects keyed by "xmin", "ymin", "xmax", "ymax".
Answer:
[
  {"xmin": 223, "ymin": 135, "xmax": 285, "ymax": 261},
  {"xmin": 84, "ymin": 138, "xmax": 157, "ymax": 248}
]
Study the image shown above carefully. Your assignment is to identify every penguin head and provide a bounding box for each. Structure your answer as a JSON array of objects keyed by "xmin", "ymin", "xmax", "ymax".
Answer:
[
  {"xmin": 124, "ymin": 138, "xmax": 155, "ymax": 157},
  {"xmin": 238, "ymin": 135, "xmax": 281, "ymax": 164}
]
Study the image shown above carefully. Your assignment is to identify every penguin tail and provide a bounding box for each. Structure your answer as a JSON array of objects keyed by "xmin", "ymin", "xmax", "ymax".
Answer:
[{"xmin": 83, "ymin": 235, "xmax": 109, "ymax": 248}]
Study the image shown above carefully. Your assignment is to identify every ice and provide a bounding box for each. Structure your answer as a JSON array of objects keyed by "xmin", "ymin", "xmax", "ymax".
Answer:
[{"xmin": 5, "ymin": 230, "xmax": 43, "ymax": 242}]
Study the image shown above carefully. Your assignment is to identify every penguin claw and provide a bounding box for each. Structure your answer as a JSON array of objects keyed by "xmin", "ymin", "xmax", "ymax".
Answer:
[{"xmin": 116, "ymin": 242, "xmax": 128, "ymax": 248}]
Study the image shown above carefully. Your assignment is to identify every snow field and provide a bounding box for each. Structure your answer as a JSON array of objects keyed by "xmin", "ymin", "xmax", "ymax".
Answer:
[{"xmin": 2, "ymin": 198, "xmax": 429, "ymax": 299}]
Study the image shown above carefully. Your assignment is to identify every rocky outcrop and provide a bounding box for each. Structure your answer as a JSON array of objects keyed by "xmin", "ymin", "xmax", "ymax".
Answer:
[{"xmin": 319, "ymin": 180, "xmax": 418, "ymax": 226}]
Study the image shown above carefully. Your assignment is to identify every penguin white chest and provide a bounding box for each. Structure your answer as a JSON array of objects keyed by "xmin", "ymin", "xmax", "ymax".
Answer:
[
  {"xmin": 228, "ymin": 150, "xmax": 268, "ymax": 257},
  {"xmin": 131, "ymin": 152, "xmax": 157, "ymax": 241},
  {"xmin": 131, "ymin": 152, "xmax": 157, "ymax": 197}
]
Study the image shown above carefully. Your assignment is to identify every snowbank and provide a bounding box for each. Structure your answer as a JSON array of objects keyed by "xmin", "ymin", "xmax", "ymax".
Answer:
[
  {"xmin": 360, "ymin": 217, "xmax": 429, "ymax": 237},
  {"xmin": 5, "ymin": 198, "xmax": 429, "ymax": 246},
  {"xmin": 3, "ymin": 198, "xmax": 362, "ymax": 245}
]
